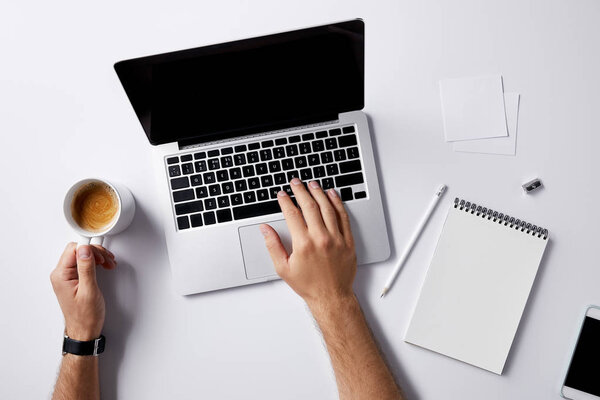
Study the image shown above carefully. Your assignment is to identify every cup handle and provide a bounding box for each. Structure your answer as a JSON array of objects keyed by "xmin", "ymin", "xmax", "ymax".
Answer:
[
  {"xmin": 90, "ymin": 236, "xmax": 105, "ymax": 246},
  {"xmin": 77, "ymin": 236, "xmax": 91, "ymax": 248}
]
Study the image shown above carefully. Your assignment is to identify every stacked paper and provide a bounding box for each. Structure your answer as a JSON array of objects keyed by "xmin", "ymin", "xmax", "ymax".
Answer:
[{"xmin": 440, "ymin": 75, "xmax": 520, "ymax": 155}]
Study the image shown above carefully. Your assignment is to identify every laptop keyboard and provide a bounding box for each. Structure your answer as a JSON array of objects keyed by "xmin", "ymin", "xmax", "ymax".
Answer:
[{"xmin": 166, "ymin": 125, "xmax": 368, "ymax": 230}]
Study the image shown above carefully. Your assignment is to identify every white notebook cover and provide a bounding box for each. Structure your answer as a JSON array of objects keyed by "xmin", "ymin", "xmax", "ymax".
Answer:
[{"xmin": 404, "ymin": 200, "xmax": 548, "ymax": 374}]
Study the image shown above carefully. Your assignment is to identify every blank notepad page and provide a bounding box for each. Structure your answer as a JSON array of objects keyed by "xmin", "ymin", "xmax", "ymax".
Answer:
[{"xmin": 404, "ymin": 200, "xmax": 548, "ymax": 374}]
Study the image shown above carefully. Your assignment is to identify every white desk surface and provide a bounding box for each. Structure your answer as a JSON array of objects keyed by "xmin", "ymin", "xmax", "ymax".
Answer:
[{"xmin": 1, "ymin": 0, "xmax": 599, "ymax": 398}]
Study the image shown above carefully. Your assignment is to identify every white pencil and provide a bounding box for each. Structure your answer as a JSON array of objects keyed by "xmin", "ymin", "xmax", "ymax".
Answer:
[{"xmin": 380, "ymin": 184, "xmax": 447, "ymax": 298}]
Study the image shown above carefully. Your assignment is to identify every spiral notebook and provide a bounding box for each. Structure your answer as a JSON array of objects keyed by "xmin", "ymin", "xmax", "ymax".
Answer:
[{"xmin": 405, "ymin": 198, "xmax": 549, "ymax": 374}]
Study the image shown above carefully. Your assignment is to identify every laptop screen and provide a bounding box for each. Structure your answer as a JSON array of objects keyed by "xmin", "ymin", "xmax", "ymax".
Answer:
[{"xmin": 115, "ymin": 19, "xmax": 364, "ymax": 146}]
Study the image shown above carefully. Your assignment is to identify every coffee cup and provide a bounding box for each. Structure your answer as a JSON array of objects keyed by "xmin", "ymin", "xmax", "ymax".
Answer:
[{"xmin": 63, "ymin": 178, "xmax": 136, "ymax": 247}]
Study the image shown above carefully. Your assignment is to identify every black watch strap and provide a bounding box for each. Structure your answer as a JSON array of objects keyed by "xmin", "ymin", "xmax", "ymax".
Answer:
[{"xmin": 62, "ymin": 334, "xmax": 106, "ymax": 356}]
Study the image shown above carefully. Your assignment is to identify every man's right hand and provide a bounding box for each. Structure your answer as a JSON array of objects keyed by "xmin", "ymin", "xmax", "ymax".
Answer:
[{"xmin": 260, "ymin": 178, "xmax": 357, "ymax": 309}]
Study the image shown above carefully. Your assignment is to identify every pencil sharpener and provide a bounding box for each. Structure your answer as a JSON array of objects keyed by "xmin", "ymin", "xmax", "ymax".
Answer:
[{"xmin": 522, "ymin": 178, "xmax": 543, "ymax": 194}]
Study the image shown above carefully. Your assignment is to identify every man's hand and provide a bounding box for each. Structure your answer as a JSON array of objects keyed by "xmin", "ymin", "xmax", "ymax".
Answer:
[
  {"xmin": 260, "ymin": 178, "xmax": 356, "ymax": 309},
  {"xmin": 50, "ymin": 243, "xmax": 116, "ymax": 341}
]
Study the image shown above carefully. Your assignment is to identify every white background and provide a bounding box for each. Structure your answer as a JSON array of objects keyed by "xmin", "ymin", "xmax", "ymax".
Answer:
[{"xmin": 1, "ymin": 0, "xmax": 599, "ymax": 398}]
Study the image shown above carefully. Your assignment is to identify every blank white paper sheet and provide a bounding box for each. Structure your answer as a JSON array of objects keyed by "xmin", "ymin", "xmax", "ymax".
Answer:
[
  {"xmin": 405, "ymin": 203, "xmax": 548, "ymax": 374},
  {"xmin": 453, "ymin": 93, "xmax": 520, "ymax": 155},
  {"xmin": 440, "ymin": 75, "xmax": 508, "ymax": 142}
]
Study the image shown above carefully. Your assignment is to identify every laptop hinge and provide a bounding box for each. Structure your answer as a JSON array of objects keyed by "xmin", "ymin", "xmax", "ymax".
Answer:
[{"xmin": 177, "ymin": 114, "xmax": 339, "ymax": 150}]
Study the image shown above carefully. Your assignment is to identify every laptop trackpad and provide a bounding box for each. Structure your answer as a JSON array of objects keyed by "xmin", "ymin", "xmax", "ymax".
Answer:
[{"xmin": 238, "ymin": 219, "xmax": 292, "ymax": 280}]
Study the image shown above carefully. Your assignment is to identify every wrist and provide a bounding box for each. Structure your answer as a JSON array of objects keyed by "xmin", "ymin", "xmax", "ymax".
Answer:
[
  {"xmin": 306, "ymin": 292, "xmax": 359, "ymax": 322},
  {"xmin": 65, "ymin": 327, "xmax": 101, "ymax": 342}
]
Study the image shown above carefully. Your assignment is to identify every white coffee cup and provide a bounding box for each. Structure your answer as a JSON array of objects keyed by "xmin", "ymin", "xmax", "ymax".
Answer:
[{"xmin": 63, "ymin": 178, "xmax": 136, "ymax": 247}]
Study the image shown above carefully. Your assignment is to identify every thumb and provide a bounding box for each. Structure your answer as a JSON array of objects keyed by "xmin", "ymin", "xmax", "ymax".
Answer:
[
  {"xmin": 76, "ymin": 245, "xmax": 97, "ymax": 290},
  {"xmin": 259, "ymin": 224, "xmax": 289, "ymax": 277}
]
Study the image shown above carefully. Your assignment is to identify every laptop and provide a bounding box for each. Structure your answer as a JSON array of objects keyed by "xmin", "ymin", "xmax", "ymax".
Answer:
[{"xmin": 114, "ymin": 19, "xmax": 390, "ymax": 295}]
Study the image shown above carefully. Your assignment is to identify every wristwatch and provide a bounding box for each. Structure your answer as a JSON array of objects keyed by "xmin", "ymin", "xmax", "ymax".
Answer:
[{"xmin": 62, "ymin": 334, "xmax": 106, "ymax": 356}]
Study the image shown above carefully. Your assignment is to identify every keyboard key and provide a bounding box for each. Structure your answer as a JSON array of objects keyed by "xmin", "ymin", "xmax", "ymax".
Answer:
[
  {"xmin": 302, "ymin": 133, "xmax": 315, "ymax": 141},
  {"xmin": 217, "ymin": 209, "xmax": 233, "ymax": 223},
  {"xmin": 308, "ymin": 154, "xmax": 320, "ymax": 166},
  {"xmin": 222, "ymin": 182, "xmax": 234, "ymax": 194},
  {"xmin": 287, "ymin": 170, "xmax": 299, "ymax": 181},
  {"xmin": 221, "ymin": 156, "xmax": 233, "ymax": 168},
  {"xmin": 234, "ymin": 145, "xmax": 247, "ymax": 153},
  {"xmin": 230, "ymin": 167, "xmax": 242, "ymax": 179},
  {"xmin": 285, "ymin": 145, "xmax": 298, "ymax": 157},
  {"xmin": 203, "ymin": 172, "xmax": 216, "ymax": 184},
  {"xmin": 289, "ymin": 135, "xmax": 301, "ymax": 143},
  {"xmin": 268, "ymin": 161, "xmax": 281, "ymax": 173},
  {"xmin": 338, "ymin": 134, "xmax": 357, "ymax": 148},
  {"xmin": 347, "ymin": 147, "xmax": 360, "ymax": 159},
  {"xmin": 167, "ymin": 156, "xmax": 179, "ymax": 165},
  {"xmin": 173, "ymin": 189, "xmax": 195, "ymax": 203},
  {"xmin": 242, "ymin": 165, "xmax": 255, "ymax": 177},
  {"xmin": 194, "ymin": 152, "xmax": 206, "ymax": 160},
  {"xmin": 335, "ymin": 172, "xmax": 364, "ymax": 187},
  {"xmin": 260, "ymin": 149, "xmax": 272, "ymax": 161},
  {"xmin": 334, "ymin": 149, "xmax": 346, "ymax": 161},
  {"xmin": 181, "ymin": 154, "xmax": 193, "ymax": 162},
  {"xmin": 205, "ymin": 198, "xmax": 217, "ymax": 210},
  {"xmin": 329, "ymin": 128, "xmax": 342, "ymax": 136},
  {"xmin": 282, "ymin": 159, "xmax": 294, "ymax": 170},
  {"xmin": 208, "ymin": 159, "xmax": 220, "ymax": 170},
  {"xmin": 274, "ymin": 173, "xmax": 286, "ymax": 185},
  {"xmin": 313, "ymin": 166, "xmax": 325, "ymax": 178},
  {"xmin": 195, "ymin": 187, "xmax": 208, "ymax": 198},
  {"xmin": 322, "ymin": 177, "xmax": 334, "ymax": 190},
  {"xmin": 216, "ymin": 170, "xmax": 229, "ymax": 182},
  {"xmin": 341, "ymin": 187, "xmax": 353, "ymax": 201},
  {"xmin": 325, "ymin": 138, "xmax": 338, "ymax": 150},
  {"xmin": 261, "ymin": 175, "xmax": 273, "ymax": 187},
  {"xmin": 247, "ymin": 151, "xmax": 259, "ymax": 163},
  {"xmin": 190, "ymin": 213, "xmax": 203, "ymax": 227},
  {"xmin": 217, "ymin": 196, "xmax": 230, "ymax": 208},
  {"xmin": 182, "ymin": 163, "xmax": 194, "ymax": 175},
  {"xmin": 221, "ymin": 147, "xmax": 233, "ymax": 155},
  {"xmin": 244, "ymin": 191, "xmax": 256, "ymax": 203},
  {"xmin": 195, "ymin": 161, "xmax": 207, "ymax": 172},
  {"xmin": 275, "ymin": 137, "xmax": 287, "ymax": 145},
  {"xmin": 248, "ymin": 178, "xmax": 260, "ymax": 190},
  {"xmin": 316, "ymin": 131, "xmax": 327, "ymax": 139},
  {"xmin": 283, "ymin": 185, "xmax": 293, "ymax": 195},
  {"xmin": 248, "ymin": 142, "xmax": 260, "ymax": 150},
  {"xmin": 235, "ymin": 180, "xmax": 248, "ymax": 192},
  {"xmin": 339, "ymin": 160, "xmax": 362, "ymax": 174},
  {"xmin": 175, "ymin": 200, "xmax": 204, "ymax": 215},
  {"xmin": 257, "ymin": 189, "xmax": 269, "ymax": 201},
  {"xmin": 209, "ymin": 184, "xmax": 221, "ymax": 196},
  {"xmin": 273, "ymin": 147, "xmax": 286, "ymax": 159},
  {"xmin": 342, "ymin": 125, "xmax": 355, "ymax": 134},
  {"xmin": 256, "ymin": 163, "xmax": 268, "ymax": 175},
  {"xmin": 261, "ymin": 140, "xmax": 274, "ymax": 148},
  {"xmin": 177, "ymin": 216, "xmax": 190, "ymax": 230},
  {"xmin": 300, "ymin": 168, "xmax": 313, "ymax": 180},
  {"xmin": 326, "ymin": 164, "xmax": 339, "ymax": 176},
  {"xmin": 208, "ymin": 150, "xmax": 219, "ymax": 157},
  {"xmin": 169, "ymin": 165, "xmax": 181, "ymax": 177},
  {"xmin": 294, "ymin": 156, "xmax": 307, "ymax": 168},
  {"xmin": 321, "ymin": 152, "xmax": 333, "ymax": 164},
  {"xmin": 299, "ymin": 142, "xmax": 311, "ymax": 154},
  {"xmin": 355, "ymin": 191, "xmax": 367, "ymax": 199},
  {"xmin": 312, "ymin": 140, "xmax": 324, "ymax": 152},
  {"xmin": 269, "ymin": 186, "xmax": 281, "ymax": 199},
  {"xmin": 190, "ymin": 175, "xmax": 203, "ymax": 186},
  {"xmin": 232, "ymin": 200, "xmax": 281, "ymax": 220},
  {"xmin": 230, "ymin": 193, "xmax": 243, "ymax": 205},
  {"xmin": 234, "ymin": 154, "xmax": 246, "ymax": 165},
  {"xmin": 203, "ymin": 211, "xmax": 216, "ymax": 225},
  {"xmin": 171, "ymin": 177, "xmax": 189, "ymax": 190}
]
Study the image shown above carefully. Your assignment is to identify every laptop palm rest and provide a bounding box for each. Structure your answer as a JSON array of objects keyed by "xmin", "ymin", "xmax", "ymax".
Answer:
[{"xmin": 238, "ymin": 219, "xmax": 293, "ymax": 280}]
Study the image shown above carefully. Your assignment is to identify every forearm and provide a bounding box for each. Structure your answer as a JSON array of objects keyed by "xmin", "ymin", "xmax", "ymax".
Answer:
[
  {"xmin": 52, "ymin": 355, "xmax": 99, "ymax": 400},
  {"xmin": 309, "ymin": 295, "xmax": 403, "ymax": 400}
]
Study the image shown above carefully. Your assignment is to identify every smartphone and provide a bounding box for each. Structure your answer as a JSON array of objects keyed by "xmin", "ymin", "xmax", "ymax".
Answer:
[{"xmin": 562, "ymin": 306, "xmax": 600, "ymax": 399}]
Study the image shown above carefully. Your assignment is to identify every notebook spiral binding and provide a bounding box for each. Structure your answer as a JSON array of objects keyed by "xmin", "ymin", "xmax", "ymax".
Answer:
[{"xmin": 454, "ymin": 198, "xmax": 548, "ymax": 240}]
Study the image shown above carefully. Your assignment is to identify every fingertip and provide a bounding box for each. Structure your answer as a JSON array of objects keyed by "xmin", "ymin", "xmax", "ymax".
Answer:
[{"xmin": 77, "ymin": 245, "xmax": 92, "ymax": 260}]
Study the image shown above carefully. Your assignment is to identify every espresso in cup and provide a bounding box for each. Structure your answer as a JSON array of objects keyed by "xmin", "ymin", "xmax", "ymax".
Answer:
[{"xmin": 71, "ymin": 181, "xmax": 119, "ymax": 233}]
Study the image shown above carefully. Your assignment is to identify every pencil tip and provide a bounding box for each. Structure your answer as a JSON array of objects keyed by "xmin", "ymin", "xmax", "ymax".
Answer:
[{"xmin": 380, "ymin": 289, "xmax": 387, "ymax": 298}]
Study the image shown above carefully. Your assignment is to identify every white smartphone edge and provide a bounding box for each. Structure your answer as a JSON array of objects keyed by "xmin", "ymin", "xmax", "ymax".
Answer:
[{"xmin": 560, "ymin": 305, "xmax": 600, "ymax": 400}]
